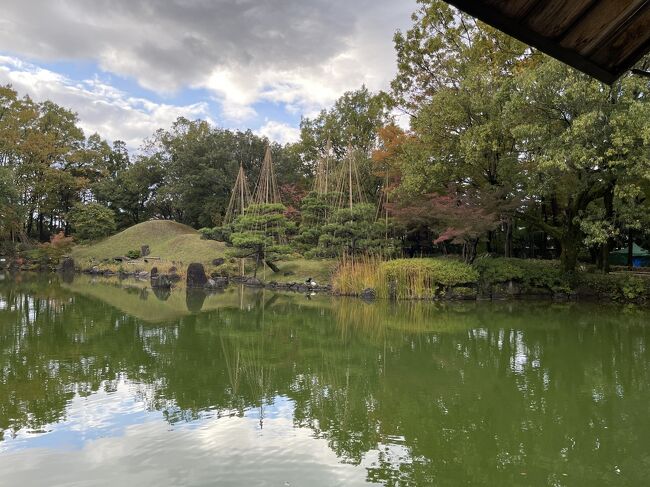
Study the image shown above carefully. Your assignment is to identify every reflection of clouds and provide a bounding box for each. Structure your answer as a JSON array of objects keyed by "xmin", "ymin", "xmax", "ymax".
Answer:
[
  {"xmin": 0, "ymin": 391, "xmax": 378, "ymax": 487},
  {"xmin": 362, "ymin": 440, "xmax": 413, "ymax": 481},
  {"xmin": 1, "ymin": 380, "xmax": 156, "ymax": 453}
]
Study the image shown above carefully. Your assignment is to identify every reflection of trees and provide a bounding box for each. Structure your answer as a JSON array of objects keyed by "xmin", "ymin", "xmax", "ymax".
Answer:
[
  {"xmin": 1, "ymin": 276, "xmax": 650, "ymax": 485},
  {"xmin": 0, "ymin": 277, "xmax": 158, "ymax": 438}
]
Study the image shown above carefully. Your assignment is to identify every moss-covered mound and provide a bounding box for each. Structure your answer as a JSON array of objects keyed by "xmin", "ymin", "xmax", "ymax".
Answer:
[{"xmin": 71, "ymin": 220, "xmax": 226, "ymax": 265}]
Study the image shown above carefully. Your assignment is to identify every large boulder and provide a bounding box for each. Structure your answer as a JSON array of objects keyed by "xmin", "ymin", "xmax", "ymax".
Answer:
[
  {"xmin": 141, "ymin": 245, "xmax": 150, "ymax": 257},
  {"xmin": 212, "ymin": 258, "xmax": 225, "ymax": 267},
  {"xmin": 186, "ymin": 263, "xmax": 208, "ymax": 288}
]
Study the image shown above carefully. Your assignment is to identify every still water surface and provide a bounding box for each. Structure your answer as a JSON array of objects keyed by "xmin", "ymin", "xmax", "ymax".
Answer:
[{"xmin": 0, "ymin": 274, "xmax": 649, "ymax": 486}]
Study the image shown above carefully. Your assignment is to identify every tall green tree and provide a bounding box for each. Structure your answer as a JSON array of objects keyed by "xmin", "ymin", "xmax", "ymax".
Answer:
[
  {"xmin": 389, "ymin": 1, "xmax": 527, "ymax": 256},
  {"xmin": 67, "ymin": 202, "xmax": 116, "ymax": 242},
  {"xmin": 510, "ymin": 58, "xmax": 650, "ymax": 271}
]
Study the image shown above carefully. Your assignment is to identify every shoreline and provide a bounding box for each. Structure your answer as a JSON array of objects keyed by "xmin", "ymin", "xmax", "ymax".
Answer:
[{"xmin": 2, "ymin": 268, "xmax": 648, "ymax": 306}]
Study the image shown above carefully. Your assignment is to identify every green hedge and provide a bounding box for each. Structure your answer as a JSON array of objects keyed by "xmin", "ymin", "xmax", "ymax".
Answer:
[
  {"xmin": 472, "ymin": 257, "xmax": 569, "ymax": 293},
  {"xmin": 575, "ymin": 273, "xmax": 650, "ymax": 302}
]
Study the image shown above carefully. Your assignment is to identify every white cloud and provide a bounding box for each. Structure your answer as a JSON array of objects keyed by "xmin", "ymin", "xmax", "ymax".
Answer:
[
  {"xmin": 0, "ymin": 0, "xmax": 416, "ymax": 122},
  {"xmin": 0, "ymin": 56, "xmax": 212, "ymax": 149},
  {"xmin": 256, "ymin": 120, "xmax": 300, "ymax": 145},
  {"xmin": 0, "ymin": 0, "xmax": 417, "ymax": 144}
]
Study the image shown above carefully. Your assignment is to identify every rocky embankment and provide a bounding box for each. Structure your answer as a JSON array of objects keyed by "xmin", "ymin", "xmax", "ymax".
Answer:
[{"xmin": 75, "ymin": 260, "xmax": 332, "ymax": 295}]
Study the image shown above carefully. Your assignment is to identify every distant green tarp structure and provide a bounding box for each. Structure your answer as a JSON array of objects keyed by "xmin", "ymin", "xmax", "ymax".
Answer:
[{"xmin": 609, "ymin": 243, "xmax": 650, "ymax": 267}]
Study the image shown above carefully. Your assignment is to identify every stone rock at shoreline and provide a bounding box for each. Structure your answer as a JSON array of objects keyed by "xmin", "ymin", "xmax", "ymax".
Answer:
[
  {"xmin": 59, "ymin": 257, "xmax": 75, "ymax": 273},
  {"xmin": 136, "ymin": 271, "xmax": 149, "ymax": 280},
  {"xmin": 141, "ymin": 245, "xmax": 150, "ymax": 257},
  {"xmin": 283, "ymin": 271, "xmax": 295, "ymax": 276},
  {"xmin": 245, "ymin": 277, "xmax": 263, "ymax": 287},
  {"xmin": 151, "ymin": 274, "xmax": 172, "ymax": 289},
  {"xmin": 150, "ymin": 267, "xmax": 159, "ymax": 278},
  {"xmin": 212, "ymin": 258, "xmax": 225, "ymax": 266},
  {"xmin": 168, "ymin": 273, "xmax": 182, "ymax": 282},
  {"xmin": 360, "ymin": 288, "xmax": 377, "ymax": 300},
  {"xmin": 205, "ymin": 277, "xmax": 229, "ymax": 289},
  {"xmin": 186, "ymin": 263, "xmax": 208, "ymax": 288}
]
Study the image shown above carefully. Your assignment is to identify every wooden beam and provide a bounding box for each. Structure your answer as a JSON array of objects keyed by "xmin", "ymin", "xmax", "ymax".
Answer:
[{"xmin": 443, "ymin": 0, "xmax": 618, "ymax": 83}]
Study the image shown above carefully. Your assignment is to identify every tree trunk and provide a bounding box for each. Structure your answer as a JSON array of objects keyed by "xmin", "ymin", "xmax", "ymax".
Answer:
[
  {"xmin": 627, "ymin": 229, "xmax": 634, "ymax": 269},
  {"xmin": 265, "ymin": 260, "xmax": 280, "ymax": 273},
  {"xmin": 38, "ymin": 213, "xmax": 45, "ymax": 242},
  {"xmin": 601, "ymin": 185, "xmax": 614, "ymax": 273},
  {"xmin": 27, "ymin": 210, "xmax": 34, "ymax": 237},
  {"xmin": 253, "ymin": 251, "xmax": 260, "ymax": 278},
  {"xmin": 599, "ymin": 244, "xmax": 610, "ymax": 273},
  {"xmin": 465, "ymin": 239, "xmax": 478, "ymax": 264},
  {"xmin": 560, "ymin": 233, "xmax": 580, "ymax": 273},
  {"xmin": 504, "ymin": 218, "xmax": 513, "ymax": 258}
]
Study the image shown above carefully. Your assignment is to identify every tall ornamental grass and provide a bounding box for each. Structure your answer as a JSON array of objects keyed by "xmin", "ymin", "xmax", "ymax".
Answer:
[
  {"xmin": 333, "ymin": 256, "xmax": 478, "ymax": 299},
  {"xmin": 331, "ymin": 253, "xmax": 386, "ymax": 296}
]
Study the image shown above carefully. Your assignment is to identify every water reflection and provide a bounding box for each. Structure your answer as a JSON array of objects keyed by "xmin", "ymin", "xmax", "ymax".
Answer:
[{"xmin": 0, "ymin": 274, "xmax": 649, "ymax": 486}]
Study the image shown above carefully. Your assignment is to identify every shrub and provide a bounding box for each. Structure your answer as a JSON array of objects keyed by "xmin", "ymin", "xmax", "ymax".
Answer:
[
  {"xmin": 473, "ymin": 257, "xmax": 569, "ymax": 293},
  {"xmin": 575, "ymin": 273, "xmax": 650, "ymax": 302},
  {"xmin": 126, "ymin": 249, "xmax": 141, "ymax": 259},
  {"xmin": 24, "ymin": 232, "xmax": 74, "ymax": 268}
]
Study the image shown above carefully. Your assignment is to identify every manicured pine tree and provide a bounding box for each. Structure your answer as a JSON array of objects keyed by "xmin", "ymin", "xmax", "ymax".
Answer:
[{"xmin": 229, "ymin": 203, "xmax": 293, "ymax": 277}]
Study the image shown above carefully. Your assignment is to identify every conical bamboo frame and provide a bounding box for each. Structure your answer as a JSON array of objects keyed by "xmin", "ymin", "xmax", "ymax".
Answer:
[
  {"xmin": 334, "ymin": 145, "xmax": 365, "ymax": 212},
  {"xmin": 376, "ymin": 171, "xmax": 390, "ymax": 241},
  {"xmin": 313, "ymin": 139, "xmax": 334, "ymax": 195},
  {"xmin": 252, "ymin": 146, "xmax": 281, "ymax": 205},
  {"xmin": 224, "ymin": 164, "xmax": 252, "ymax": 224},
  {"xmin": 249, "ymin": 146, "xmax": 286, "ymax": 245}
]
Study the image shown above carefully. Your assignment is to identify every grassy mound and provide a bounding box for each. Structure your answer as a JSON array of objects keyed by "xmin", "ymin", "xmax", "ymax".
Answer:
[{"xmin": 72, "ymin": 220, "xmax": 226, "ymax": 265}]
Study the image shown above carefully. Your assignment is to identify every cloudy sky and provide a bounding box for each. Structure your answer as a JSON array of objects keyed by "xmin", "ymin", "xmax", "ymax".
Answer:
[{"xmin": 0, "ymin": 0, "xmax": 416, "ymax": 148}]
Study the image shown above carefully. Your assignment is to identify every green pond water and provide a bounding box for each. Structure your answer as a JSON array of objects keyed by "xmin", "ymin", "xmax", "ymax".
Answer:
[{"xmin": 0, "ymin": 274, "xmax": 649, "ymax": 486}]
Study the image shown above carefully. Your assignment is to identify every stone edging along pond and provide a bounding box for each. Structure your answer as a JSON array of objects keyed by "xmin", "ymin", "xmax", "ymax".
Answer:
[{"xmin": 3, "ymin": 256, "xmax": 650, "ymax": 304}]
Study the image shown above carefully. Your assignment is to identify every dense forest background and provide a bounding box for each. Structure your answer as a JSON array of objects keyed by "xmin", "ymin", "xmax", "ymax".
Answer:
[{"xmin": 1, "ymin": 0, "xmax": 649, "ymax": 272}]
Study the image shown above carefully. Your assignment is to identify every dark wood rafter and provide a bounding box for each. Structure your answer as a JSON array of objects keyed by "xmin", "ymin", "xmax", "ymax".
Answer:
[{"xmin": 442, "ymin": 0, "xmax": 650, "ymax": 84}]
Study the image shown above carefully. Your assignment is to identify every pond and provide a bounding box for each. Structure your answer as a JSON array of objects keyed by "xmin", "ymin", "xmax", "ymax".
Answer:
[{"xmin": 0, "ymin": 274, "xmax": 649, "ymax": 486}]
